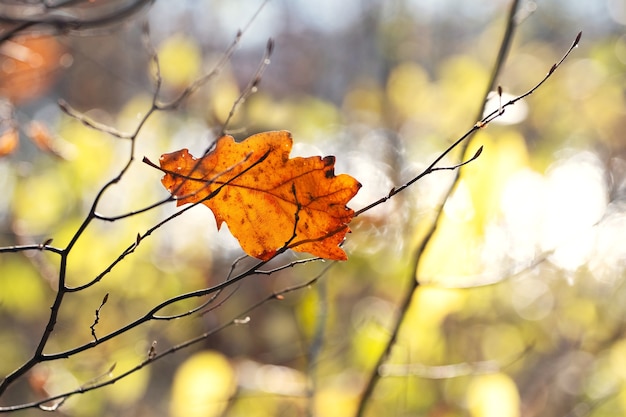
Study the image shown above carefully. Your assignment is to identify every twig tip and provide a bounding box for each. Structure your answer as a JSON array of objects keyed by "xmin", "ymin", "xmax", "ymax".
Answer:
[
  {"xmin": 574, "ymin": 31, "xmax": 582, "ymax": 47},
  {"xmin": 267, "ymin": 38, "xmax": 274, "ymax": 56}
]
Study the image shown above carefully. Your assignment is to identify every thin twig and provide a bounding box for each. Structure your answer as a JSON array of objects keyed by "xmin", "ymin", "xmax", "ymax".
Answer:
[
  {"xmin": 0, "ymin": 264, "xmax": 334, "ymax": 413},
  {"xmin": 68, "ymin": 150, "xmax": 270, "ymax": 292},
  {"xmin": 0, "ymin": 1, "xmax": 270, "ymax": 400},
  {"xmin": 89, "ymin": 293, "xmax": 109, "ymax": 342},
  {"xmin": 355, "ymin": 1, "xmax": 521, "ymax": 414},
  {"xmin": 0, "ymin": 0, "xmax": 154, "ymax": 42},
  {"xmin": 255, "ymin": 257, "xmax": 324, "ymax": 275},
  {"xmin": 354, "ymin": 19, "xmax": 582, "ymax": 417},
  {"xmin": 0, "ymin": 243, "xmax": 63, "ymax": 255},
  {"xmin": 155, "ymin": 0, "xmax": 269, "ymax": 112},
  {"xmin": 58, "ymin": 100, "xmax": 133, "ymax": 139},
  {"xmin": 220, "ymin": 38, "xmax": 274, "ymax": 136},
  {"xmin": 44, "ymin": 208, "xmax": 330, "ymax": 361},
  {"xmin": 379, "ymin": 341, "xmax": 531, "ymax": 379}
]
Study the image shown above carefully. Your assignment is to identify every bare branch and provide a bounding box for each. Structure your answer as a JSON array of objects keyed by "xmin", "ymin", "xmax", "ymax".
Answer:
[
  {"xmin": 220, "ymin": 38, "xmax": 274, "ymax": 136},
  {"xmin": 0, "ymin": 2, "xmax": 271, "ymax": 402},
  {"xmin": 0, "ymin": 0, "xmax": 154, "ymax": 42},
  {"xmin": 58, "ymin": 99, "xmax": 133, "ymax": 139},
  {"xmin": 89, "ymin": 293, "xmax": 109, "ymax": 342},
  {"xmin": 0, "ymin": 264, "xmax": 333, "ymax": 413},
  {"xmin": 355, "ymin": 1, "xmax": 522, "ymax": 414}
]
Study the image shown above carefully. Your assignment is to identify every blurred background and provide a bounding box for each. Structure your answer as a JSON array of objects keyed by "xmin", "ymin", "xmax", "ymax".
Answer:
[{"xmin": 1, "ymin": 0, "xmax": 626, "ymax": 416}]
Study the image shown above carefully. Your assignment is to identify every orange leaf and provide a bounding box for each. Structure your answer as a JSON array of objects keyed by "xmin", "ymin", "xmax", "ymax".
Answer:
[
  {"xmin": 0, "ymin": 36, "xmax": 66, "ymax": 104},
  {"xmin": 158, "ymin": 131, "xmax": 361, "ymax": 261},
  {"xmin": 26, "ymin": 121, "xmax": 74, "ymax": 159},
  {"xmin": 0, "ymin": 127, "xmax": 19, "ymax": 157}
]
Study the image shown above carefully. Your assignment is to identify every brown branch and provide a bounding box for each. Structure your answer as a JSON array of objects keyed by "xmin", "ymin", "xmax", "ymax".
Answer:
[
  {"xmin": 0, "ymin": 264, "xmax": 333, "ymax": 413},
  {"xmin": 355, "ymin": 1, "xmax": 519, "ymax": 414},
  {"xmin": 0, "ymin": 2, "xmax": 270, "ymax": 402},
  {"xmin": 0, "ymin": 0, "xmax": 154, "ymax": 42},
  {"xmin": 354, "ymin": 21, "xmax": 582, "ymax": 417},
  {"xmin": 89, "ymin": 293, "xmax": 109, "ymax": 342}
]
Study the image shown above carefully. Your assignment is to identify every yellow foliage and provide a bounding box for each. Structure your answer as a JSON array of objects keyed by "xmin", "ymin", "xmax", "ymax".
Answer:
[
  {"xmin": 610, "ymin": 339, "xmax": 626, "ymax": 382},
  {"xmin": 386, "ymin": 62, "xmax": 430, "ymax": 120},
  {"xmin": 170, "ymin": 351, "xmax": 236, "ymax": 417},
  {"xmin": 315, "ymin": 384, "xmax": 359, "ymax": 417},
  {"xmin": 467, "ymin": 373, "xmax": 520, "ymax": 417},
  {"xmin": 410, "ymin": 286, "xmax": 466, "ymax": 327},
  {"xmin": 248, "ymin": 93, "xmax": 340, "ymax": 139},
  {"xmin": 418, "ymin": 130, "xmax": 529, "ymax": 283},
  {"xmin": 559, "ymin": 299, "xmax": 598, "ymax": 342},
  {"xmin": 11, "ymin": 171, "xmax": 71, "ymax": 235},
  {"xmin": 157, "ymin": 35, "xmax": 202, "ymax": 88},
  {"xmin": 0, "ymin": 258, "xmax": 47, "ymax": 318},
  {"xmin": 343, "ymin": 81, "xmax": 384, "ymax": 125},
  {"xmin": 437, "ymin": 55, "xmax": 488, "ymax": 125},
  {"xmin": 209, "ymin": 70, "xmax": 241, "ymax": 124},
  {"xmin": 59, "ymin": 118, "xmax": 115, "ymax": 189},
  {"xmin": 295, "ymin": 288, "xmax": 320, "ymax": 339},
  {"xmin": 399, "ymin": 286, "xmax": 466, "ymax": 362},
  {"xmin": 105, "ymin": 347, "xmax": 150, "ymax": 407},
  {"xmin": 463, "ymin": 130, "xmax": 530, "ymax": 230},
  {"xmin": 351, "ymin": 318, "xmax": 391, "ymax": 369},
  {"xmin": 481, "ymin": 324, "xmax": 525, "ymax": 368}
]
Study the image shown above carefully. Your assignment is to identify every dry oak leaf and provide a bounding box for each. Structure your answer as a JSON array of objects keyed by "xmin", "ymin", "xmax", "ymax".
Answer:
[{"xmin": 158, "ymin": 130, "xmax": 361, "ymax": 261}]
